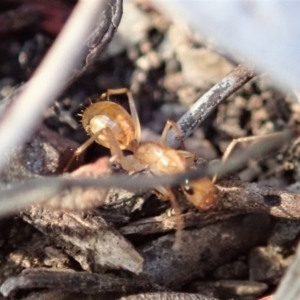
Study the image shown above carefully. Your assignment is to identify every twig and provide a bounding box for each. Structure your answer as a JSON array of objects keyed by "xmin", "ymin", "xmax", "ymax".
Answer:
[
  {"xmin": 0, "ymin": 269, "xmax": 162, "ymax": 297},
  {"xmin": 166, "ymin": 64, "xmax": 255, "ymax": 148},
  {"xmin": 0, "ymin": 128, "xmax": 294, "ymax": 218},
  {"xmin": 120, "ymin": 212, "xmax": 237, "ymax": 235},
  {"xmin": 0, "ymin": 0, "xmax": 105, "ymax": 172}
]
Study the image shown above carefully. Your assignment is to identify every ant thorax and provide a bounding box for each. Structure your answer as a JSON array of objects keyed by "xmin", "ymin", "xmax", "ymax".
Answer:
[{"xmin": 135, "ymin": 142, "xmax": 187, "ymax": 175}]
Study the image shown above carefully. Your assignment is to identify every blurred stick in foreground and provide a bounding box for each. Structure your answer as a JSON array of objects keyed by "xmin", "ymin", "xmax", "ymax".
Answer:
[
  {"xmin": 273, "ymin": 241, "xmax": 300, "ymax": 299},
  {"xmin": 0, "ymin": 128, "xmax": 295, "ymax": 217},
  {"xmin": 0, "ymin": 0, "xmax": 105, "ymax": 172}
]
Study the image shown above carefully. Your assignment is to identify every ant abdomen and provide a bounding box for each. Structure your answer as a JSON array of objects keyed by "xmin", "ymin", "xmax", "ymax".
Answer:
[{"xmin": 82, "ymin": 101, "xmax": 135, "ymax": 150}]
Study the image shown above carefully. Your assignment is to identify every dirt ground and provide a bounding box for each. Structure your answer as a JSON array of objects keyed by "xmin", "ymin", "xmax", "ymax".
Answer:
[{"xmin": 0, "ymin": 1, "xmax": 299, "ymax": 300}]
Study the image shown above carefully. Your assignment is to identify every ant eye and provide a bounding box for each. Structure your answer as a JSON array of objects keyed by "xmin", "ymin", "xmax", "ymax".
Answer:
[
  {"xmin": 183, "ymin": 184, "xmax": 194, "ymax": 195},
  {"xmin": 183, "ymin": 179, "xmax": 194, "ymax": 195}
]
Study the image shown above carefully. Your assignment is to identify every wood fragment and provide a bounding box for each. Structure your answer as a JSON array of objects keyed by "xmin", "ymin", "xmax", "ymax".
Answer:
[
  {"xmin": 140, "ymin": 214, "xmax": 271, "ymax": 288},
  {"xmin": 0, "ymin": 268, "xmax": 161, "ymax": 297},
  {"xmin": 21, "ymin": 207, "xmax": 144, "ymax": 274}
]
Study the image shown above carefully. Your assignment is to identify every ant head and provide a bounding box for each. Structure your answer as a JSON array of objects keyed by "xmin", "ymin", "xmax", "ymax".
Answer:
[{"xmin": 182, "ymin": 178, "xmax": 216, "ymax": 210}]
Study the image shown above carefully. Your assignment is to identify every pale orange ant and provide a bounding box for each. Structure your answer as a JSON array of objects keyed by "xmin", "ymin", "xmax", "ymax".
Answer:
[{"xmin": 66, "ymin": 88, "xmax": 216, "ymax": 239}]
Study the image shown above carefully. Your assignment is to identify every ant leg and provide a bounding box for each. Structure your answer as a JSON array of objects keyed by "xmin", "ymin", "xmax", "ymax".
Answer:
[
  {"xmin": 213, "ymin": 132, "xmax": 282, "ymax": 183},
  {"xmin": 177, "ymin": 150, "xmax": 196, "ymax": 167},
  {"xmin": 104, "ymin": 127, "xmax": 144, "ymax": 172},
  {"xmin": 102, "ymin": 88, "xmax": 141, "ymax": 144},
  {"xmin": 160, "ymin": 121, "xmax": 195, "ymax": 165},
  {"xmin": 104, "ymin": 126, "xmax": 129, "ymax": 171},
  {"xmin": 160, "ymin": 120, "xmax": 185, "ymax": 149},
  {"xmin": 156, "ymin": 185, "xmax": 183, "ymax": 250},
  {"xmin": 64, "ymin": 129, "xmax": 105, "ymax": 172},
  {"xmin": 126, "ymin": 90, "xmax": 141, "ymax": 144},
  {"xmin": 101, "ymin": 88, "xmax": 129, "ymax": 100}
]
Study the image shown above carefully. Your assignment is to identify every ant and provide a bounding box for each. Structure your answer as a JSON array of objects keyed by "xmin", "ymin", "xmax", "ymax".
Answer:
[{"xmin": 66, "ymin": 88, "xmax": 216, "ymax": 244}]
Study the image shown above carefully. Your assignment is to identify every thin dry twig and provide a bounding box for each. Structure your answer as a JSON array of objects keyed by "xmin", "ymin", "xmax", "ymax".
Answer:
[
  {"xmin": 0, "ymin": 0, "xmax": 105, "ymax": 172},
  {"xmin": 0, "ymin": 128, "xmax": 294, "ymax": 218},
  {"xmin": 120, "ymin": 212, "xmax": 237, "ymax": 235},
  {"xmin": 166, "ymin": 64, "xmax": 256, "ymax": 148},
  {"xmin": 0, "ymin": 269, "xmax": 162, "ymax": 297}
]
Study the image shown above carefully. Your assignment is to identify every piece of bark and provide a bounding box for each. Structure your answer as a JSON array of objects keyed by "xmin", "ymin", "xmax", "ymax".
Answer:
[
  {"xmin": 0, "ymin": 269, "xmax": 161, "ymax": 297},
  {"xmin": 0, "ymin": 229, "xmax": 73, "ymax": 281},
  {"xmin": 216, "ymin": 179, "xmax": 300, "ymax": 219},
  {"xmin": 139, "ymin": 214, "xmax": 271, "ymax": 288},
  {"xmin": 22, "ymin": 207, "xmax": 143, "ymax": 274}
]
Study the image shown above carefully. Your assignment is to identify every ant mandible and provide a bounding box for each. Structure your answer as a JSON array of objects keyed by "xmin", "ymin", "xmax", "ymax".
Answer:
[{"xmin": 65, "ymin": 88, "xmax": 216, "ymax": 232}]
